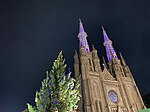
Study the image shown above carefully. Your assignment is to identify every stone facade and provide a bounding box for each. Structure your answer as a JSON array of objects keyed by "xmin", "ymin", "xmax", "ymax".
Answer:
[{"xmin": 74, "ymin": 21, "xmax": 145, "ymax": 112}]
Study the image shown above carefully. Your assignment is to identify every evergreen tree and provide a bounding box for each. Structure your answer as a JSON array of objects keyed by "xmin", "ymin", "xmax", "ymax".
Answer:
[
  {"xmin": 27, "ymin": 51, "xmax": 81, "ymax": 112},
  {"xmin": 140, "ymin": 108, "xmax": 150, "ymax": 112}
]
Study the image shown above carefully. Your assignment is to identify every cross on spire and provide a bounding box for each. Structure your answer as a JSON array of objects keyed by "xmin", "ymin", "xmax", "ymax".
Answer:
[{"xmin": 78, "ymin": 19, "xmax": 90, "ymax": 52}]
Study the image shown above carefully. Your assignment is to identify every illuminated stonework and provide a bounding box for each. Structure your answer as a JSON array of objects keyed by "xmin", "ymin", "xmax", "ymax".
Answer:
[
  {"xmin": 78, "ymin": 19, "xmax": 90, "ymax": 52},
  {"xmin": 74, "ymin": 21, "xmax": 146, "ymax": 112},
  {"xmin": 102, "ymin": 27, "xmax": 118, "ymax": 61}
]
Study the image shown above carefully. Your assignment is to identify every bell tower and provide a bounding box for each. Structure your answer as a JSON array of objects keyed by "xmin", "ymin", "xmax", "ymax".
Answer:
[
  {"xmin": 102, "ymin": 27, "xmax": 145, "ymax": 112},
  {"xmin": 74, "ymin": 20, "xmax": 107, "ymax": 112},
  {"xmin": 74, "ymin": 21, "xmax": 146, "ymax": 112}
]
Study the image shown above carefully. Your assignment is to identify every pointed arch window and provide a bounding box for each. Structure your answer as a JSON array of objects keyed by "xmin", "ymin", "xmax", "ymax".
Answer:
[{"xmin": 88, "ymin": 58, "xmax": 93, "ymax": 71}]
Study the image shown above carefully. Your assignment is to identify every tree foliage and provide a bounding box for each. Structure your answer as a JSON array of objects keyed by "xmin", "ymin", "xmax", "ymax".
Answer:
[
  {"xmin": 27, "ymin": 51, "xmax": 81, "ymax": 112},
  {"xmin": 140, "ymin": 108, "xmax": 150, "ymax": 112}
]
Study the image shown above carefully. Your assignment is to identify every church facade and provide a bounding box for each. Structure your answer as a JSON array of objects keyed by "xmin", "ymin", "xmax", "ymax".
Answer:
[{"xmin": 74, "ymin": 20, "xmax": 146, "ymax": 112}]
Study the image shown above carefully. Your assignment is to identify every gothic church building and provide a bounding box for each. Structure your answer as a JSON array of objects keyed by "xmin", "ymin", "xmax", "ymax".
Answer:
[{"xmin": 74, "ymin": 20, "xmax": 146, "ymax": 112}]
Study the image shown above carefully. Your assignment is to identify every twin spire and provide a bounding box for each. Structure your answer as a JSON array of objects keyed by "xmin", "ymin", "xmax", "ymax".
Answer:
[
  {"xmin": 102, "ymin": 27, "xmax": 118, "ymax": 61},
  {"xmin": 78, "ymin": 19, "xmax": 118, "ymax": 62},
  {"xmin": 78, "ymin": 19, "xmax": 90, "ymax": 52}
]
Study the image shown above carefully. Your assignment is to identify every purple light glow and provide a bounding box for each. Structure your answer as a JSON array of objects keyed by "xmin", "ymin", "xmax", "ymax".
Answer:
[
  {"xmin": 79, "ymin": 20, "xmax": 85, "ymax": 33},
  {"xmin": 102, "ymin": 27, "xmax": 118, "ymax": 61},
  {"xmin": 103, "ymin": 28, "xmax": 110, "ymax": 42},
  {"xmin": 78, "ymin": 20, "xmax": 90, "ymax": 52}
]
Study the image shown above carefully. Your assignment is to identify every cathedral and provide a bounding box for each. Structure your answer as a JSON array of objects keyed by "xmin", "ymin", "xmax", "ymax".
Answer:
[{"xmin": 74, "ymin": 20, "xmax": 146, "ymax": 112}]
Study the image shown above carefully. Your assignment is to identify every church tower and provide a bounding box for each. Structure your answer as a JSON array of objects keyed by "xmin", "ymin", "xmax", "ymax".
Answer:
[{"xmin": 74, "ymin": 20, "xmax": 145, "ymax": 112}]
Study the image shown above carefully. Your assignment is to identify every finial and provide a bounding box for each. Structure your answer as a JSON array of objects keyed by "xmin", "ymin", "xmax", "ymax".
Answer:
[
  {"xmin": 92, "ymin": 45, "xmax": 95, "ymax": 50},
  {"xmin": 74, "ymin": 49, "xmax": 79, "ymax": 64},
  {"xmin": 102, "ymin": 26, "xmax": 110, "ymax": 42},
  {"xmin": 75, "ymin": 49, "xmax": 78, "ymax": 55},
  {"xmin": 78, "ymin": 18, "xmax": 85, "ymax": 33},
  {"xmin": 79, "ymin": 18, "xmax": 81, "ymax": 22},
  {"xmin": 119, "ymin": 52, "xmax": 126, "ymax": 66},
  {"xmin": 102, "ymin": 25, "xmax": 104, "ymax": 30}
]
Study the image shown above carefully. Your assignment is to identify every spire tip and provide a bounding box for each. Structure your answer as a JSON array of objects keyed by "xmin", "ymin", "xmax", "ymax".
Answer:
[
  {"xmin": 102, "ymin": 25, "xmax": 104, "ymax": 30},
  {"xmin": 78, "ymin": 19, "xmax": 90, "ymax": 52},
  {"xmin": 119, "ymin": 52, "xmax": 126, "ymax": 65},
  {"xmin": 75, "ymin": 49, "xmax": 78, "ymax": 55},
  {"xmin": 79, "ymin": 18, "xmax": 82, "ymax": 23}
]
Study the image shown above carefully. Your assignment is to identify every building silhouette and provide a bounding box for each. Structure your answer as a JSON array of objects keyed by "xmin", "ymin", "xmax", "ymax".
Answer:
[{"xmin": 74, "ymin": 20, "xmax": 146, "ymax": 112}]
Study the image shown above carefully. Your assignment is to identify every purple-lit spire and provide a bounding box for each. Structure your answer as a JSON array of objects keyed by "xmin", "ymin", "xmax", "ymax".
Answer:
[
  {"xmin": 102, "ymin": 26, "xmax": 118, "ymax": 61},
  {"xmin": 78, "ymin": 19, "xmax": 90, "ymax": 52}
]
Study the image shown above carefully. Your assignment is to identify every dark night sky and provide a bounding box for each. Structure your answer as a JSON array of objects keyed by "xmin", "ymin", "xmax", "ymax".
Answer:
[{"xmin": 0, "ymin": 0, "xmax": 150, "ymax": 111}]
